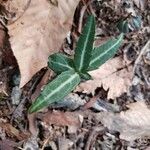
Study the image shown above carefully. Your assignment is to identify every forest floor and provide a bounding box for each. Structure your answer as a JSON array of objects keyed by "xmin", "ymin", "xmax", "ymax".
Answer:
[{"xmin": 0, "ymin": 0, "xmax": 150, "ymax": 149}]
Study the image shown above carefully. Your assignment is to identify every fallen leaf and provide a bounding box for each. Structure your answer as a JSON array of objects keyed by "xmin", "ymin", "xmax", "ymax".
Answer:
[
  {"xmin": 99, "ymin": 101, "xmax": 150, "ymax": 141},
  {"xmin": 133, "ymin": 0, "xmax": 146, "ymax": 10},
  {"xmin": 0, "ymin": 122, "xmax": 30, "ymax": 140},
  {"xmin": 0, "ymin": 69, "xmax": 8, "ymax": 96},
  {"xmin": 58, "ymin": 137, "xmax": 74, "ymax": 150},
  {"xmin": 28, "ymin": 114, "xmax": 37, "ymax": 137},
  {"xmin": 40, "ymin": 110, "xmax": 83, "ymax": 134},
  {"xmin": 145, "ymin": 146, "xmax": 150, "ymax": 150},
  {"xmin": 0, "ymin": 140, "xmax": 16, "ymax": 150},
  {"xmin": 23, "ymin": 137, "xmax": 39, "ymax": 150},
  {"xmin": 0, "ymin": 24, "xmax": 6, "ymax": 68},
  {"xmin": 0, "ymin": 25, "xmax": 5, "ymax": 49},
  {"xmin": 122, "ymin": 0, "xmax": 136, "ymax": 17},
  {"xmin": 7, "ymin": 0, "xmax": 80, "ymax": 87},
  {"xmin": 31, "ymin": 69, "xmax": 52, "ymax": 101},
  {"xmin": 1, "ymin": 0, "xmax": 31, "ymax": 24},
  {"xmin": 76, "ymin": 56, "xmax": 133, "ymax": 99},
  {"xmin": 50, "ymin": 93, "xmax": 86, "ymax": 110}
]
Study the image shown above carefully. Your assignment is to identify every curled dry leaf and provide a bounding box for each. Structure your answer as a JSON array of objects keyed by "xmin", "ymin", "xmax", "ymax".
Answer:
[
  {"xmin": 76, "ymin": 56, "xmax": 133, "ymax": 99},
  {"xmin": 99, "ymin": 102, "xmax": 150, "ymax": 141},
  {"xmin": 7, "ymin": 0, "xmax": 80, "ymax": 87}
]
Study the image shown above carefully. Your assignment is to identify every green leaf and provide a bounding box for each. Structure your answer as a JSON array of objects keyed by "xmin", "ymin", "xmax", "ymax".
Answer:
[
  {"xmin": 74, "ymin": 15, "xmax": 95, "ymax": 72},
  {"xmin": 79, "ymin": 72, "xmax": 92, "ymax": 80},
  {"xmin": 117, "ymin": 20, "xmax": 129, "ymax": 33},
  {"xmin": 88, "ymin": 33, "xmax": 124, "ymax": 71},
  {"xmin": 48, "ymin": 53, "xmax": 74, "ymax": 74},
  {"xmin": 29, "ymin": 70, "xmax": 80, "ymax": 113}
]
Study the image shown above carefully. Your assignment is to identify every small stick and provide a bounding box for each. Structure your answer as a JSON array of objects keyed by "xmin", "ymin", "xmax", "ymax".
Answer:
[
  {"xmin": 133, "ymin": 40, "xmax": 150, "ymax": 73},
  {"xmin": 84, "ymin": 126, "xmax": 105, "ymax": 150}
]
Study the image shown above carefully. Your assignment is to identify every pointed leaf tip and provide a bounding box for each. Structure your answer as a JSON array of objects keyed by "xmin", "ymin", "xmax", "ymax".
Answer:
[
  {"xmin": 88, "ymin": 33, "xmax": 124, "ymax": 71},
  {"xmin": 29, "ymin": 70, "xmax": 80, "ymax": 113},
  {"xmin": 74, "ymin": 15, "xmax": 96, "ymax": 72}
]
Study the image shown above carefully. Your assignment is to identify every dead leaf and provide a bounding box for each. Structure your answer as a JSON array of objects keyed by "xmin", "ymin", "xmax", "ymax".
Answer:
[
  {"xmin": 133, "ymin": 0, "xmax": 146, "ymax": 10},
  {"xmin": 31, "ymin": 69, "xmax": 52, "ymax": 101},
  {"xmin": 99, "ymin": 101, "xmax": 150, "ymax": 141},
  {"xmin": 0, "ymin": 69, "xmax": 8, "ymax": 96},
  {"xmin": 0, "ymin": 122, "xmax": 30, "ymax": 140},
  {"xmin": 40, "ymin": 110, "xmax": 83, "ymax": 134},
  {"xmin": 58, "ymin": 137, "xmax": 74, "ymax": 150},
  {"xmin": 23, "ymin": 137, "xmax": 39, "ymax": 150},
  {"xmin": 0, "ymin": 24, "xmax": 5, "ymax": 49},
  {"xmin": 28, "ymin": 113, "xmax": 38, "ymax": 137},
  {"xmin": 0, "ymin": 140, "xmax": 16, "ymax": 150},
  {"xmin": 50, "ymin": 93, "xmax": 86, "ymax": 110},
  {"xmin": 7, "ymin": 0, "xmax": 80, "ymax": 87},
  {"xmin": 1, "ymin": 0, "xmax": 31, "ymax": 24},
  {"xmin": 0, "ymin": 24, "xmax": 6, "ymax": 68},
  {"xmin": 76, "ymin": 56, "xmax": 133, "ymax": 99}
]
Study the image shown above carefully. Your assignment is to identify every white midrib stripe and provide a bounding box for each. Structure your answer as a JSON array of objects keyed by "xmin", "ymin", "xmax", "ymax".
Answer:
[
  {"xmin": 51, "ymin": 60, "xmax": 73, "ymax": 70},
  {"xmin": 78, "ymin": 30, "xmax": 92, "ymax": 70},
  {"xmin": 90, "ymin": 35, "xmax": 122, "ymax": 65},
  {"xmin": 35, "ymin": 73, "xmax": 78, "ymax": 108}
]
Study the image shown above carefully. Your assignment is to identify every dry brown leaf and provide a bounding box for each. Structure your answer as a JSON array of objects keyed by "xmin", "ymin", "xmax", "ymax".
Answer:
[
  {"xmin": 0, "ymin": 70, "xmax": 8, "ymax": 96},
  {"xmin": 0, "ymin": 24, "xmax": 6, "ymax": 68},
  {"xmin": 76, "ymin": 56, "xmax": 133, "ymax": 99},
  {"xmin": 99, "ymin": 101, "xmax": 150, "ymax": 141},
  {"xmin": 0, "ymin": 140, "xmax": 16, "ymax": 150},
  {"xmin": 58, "ymin": 138, "xmax": 74, "ymax": 150},
  {"xmin": 133, "ymin": 0, "xmax": 146, "ymax": 10},
  {"xmin": 40, "ymin": 110, "xmax": 83, "ymax": 134},
  {"xmin": 0, "ymin": 25, "xmax": 5, "ymax": 49},
  {"xmin": 0, "ymin": 122, "xmax": 30, "ymax": 140},
  {"xmin": 1, "ymin": 0, "xmax": 31, "ymax": 24},
  {"xmin": 7, "ymin": 0, "xmax": 79, "ymax": 87}
]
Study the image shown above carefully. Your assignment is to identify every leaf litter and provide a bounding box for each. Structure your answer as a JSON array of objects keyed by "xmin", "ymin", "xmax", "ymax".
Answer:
[
  {"xmin": 76, "ymin": 56, "xmax": 133, "ymax": 99},
  {"xmin": 0, "ymin": 0, "xmax": 150, "ymax": 149},
  {"xmin": 39, "ymin": 110, "xmax": 83, "ymax": 134},
  {"xmin": 99, "ymin": 101, "xmax": 150, "ymax": 141}
]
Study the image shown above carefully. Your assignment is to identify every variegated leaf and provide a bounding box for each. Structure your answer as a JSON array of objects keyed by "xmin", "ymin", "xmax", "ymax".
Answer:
[
  {"xmin": 74, "ymin": 15, "xmax": 95, "ymax": 72},
  {"xmin": 117, "ymin": 20, "xmax": 129, "ymax": 33},
  {"xmin": 88, "ymin": 34, "xmax": 124, "ymax": 71},
  {"xmin": 29, "ymin": 70, "xmax": 80, "ymax": 113},
  {"xmin": 48, "ymin": 53, "xmax": 74, "ymax": 73},
  {"xmin": 79, "ymin": 72, "xmax": 92, "ymax": 80}
]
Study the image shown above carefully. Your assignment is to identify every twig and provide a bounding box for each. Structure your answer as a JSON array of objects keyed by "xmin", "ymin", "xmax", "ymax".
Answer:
[
  {"xmin": 41, "ymin": 135, "xmax": 51, "ymax": 150},
  {"xmin": 84, "ymin": 126, "xmax": 105, "ymax": 150},
  {"xmin": 133, "ymin": 40, "xmax": 150, "ymax": 73},
  {"xmin": 82, "ymin": 95, "xmax": 99, "ymax": 110}
]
